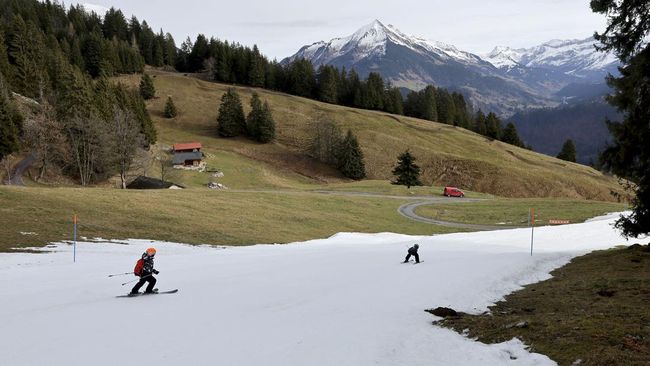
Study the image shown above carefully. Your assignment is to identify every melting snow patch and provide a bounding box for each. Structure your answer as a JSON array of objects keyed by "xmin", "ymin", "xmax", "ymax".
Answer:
[{"xmin": 0, "ymin": 212, "xmax": 647, "ymax": 366}]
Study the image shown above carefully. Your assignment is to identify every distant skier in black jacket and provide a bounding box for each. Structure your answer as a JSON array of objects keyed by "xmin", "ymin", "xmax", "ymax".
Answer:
[
  {"xmin": 403, "ymin": 244, "xmax": 420, "ymax": 263},
  {"xmin": 130, "ymin": 247, "xmax": 160, "ymax": 295}
]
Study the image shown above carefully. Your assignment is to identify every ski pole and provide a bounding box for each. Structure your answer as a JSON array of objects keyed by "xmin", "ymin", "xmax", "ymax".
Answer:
[
  {"xmin": 108, "ymin": 272, "xmax": 132, "ymax": 277},
  {"xmin": 121, "ymin": 274, "xmax": 151, "ymax": 286}
]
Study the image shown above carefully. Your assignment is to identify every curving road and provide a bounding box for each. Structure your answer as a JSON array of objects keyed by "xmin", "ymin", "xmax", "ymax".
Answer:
[
  {"xmin": 217, "ymin": 189, "xmax": 518, "ymax": 231},
  {"xmin": 397, "ymin": 199, "xmax": 518, "ymax": 231},
  {"xmin": 311, "ymin": 190, "xmax": 519, "ymax": 231}
]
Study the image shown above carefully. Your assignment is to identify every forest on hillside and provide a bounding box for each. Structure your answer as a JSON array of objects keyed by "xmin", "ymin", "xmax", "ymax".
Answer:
[
  {"xmin": 511, "ymin": 100, "xmax": 619, "ymax": 164},
  {"xmin": 0, "ymin": 0, "xmax": 526, "ymax": 187}
]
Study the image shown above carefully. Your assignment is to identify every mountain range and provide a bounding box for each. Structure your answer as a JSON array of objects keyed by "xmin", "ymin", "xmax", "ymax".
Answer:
[{"xmin": 284, "ymin": 20, "xmax": 618, "ymax": 116}]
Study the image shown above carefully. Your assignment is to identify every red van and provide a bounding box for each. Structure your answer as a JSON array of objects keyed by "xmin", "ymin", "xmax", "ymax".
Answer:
[{"xmin": 443, "ymin": 186, "xmax": 465, "ymax": 198}]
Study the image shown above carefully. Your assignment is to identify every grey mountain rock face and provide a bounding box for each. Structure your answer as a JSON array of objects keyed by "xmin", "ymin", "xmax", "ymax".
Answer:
[{"xmin": 284, "ymin": 20, "xmax": 618, "ymax": 117}]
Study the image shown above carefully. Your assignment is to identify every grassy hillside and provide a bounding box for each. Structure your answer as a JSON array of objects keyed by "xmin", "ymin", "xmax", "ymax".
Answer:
[
  {"xmin": 116, "ymin": 70, "xmax": 622, "ymax": 200},
  {"xmin": 0, "ymin": 186, "xmax": 456, "ymax": 251}
]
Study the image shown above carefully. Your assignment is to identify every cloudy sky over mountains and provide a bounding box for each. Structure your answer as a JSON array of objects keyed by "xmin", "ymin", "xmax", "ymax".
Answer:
[{"xmin": 78, "ymin": 0, "xmax": 607, "ymax": 59}]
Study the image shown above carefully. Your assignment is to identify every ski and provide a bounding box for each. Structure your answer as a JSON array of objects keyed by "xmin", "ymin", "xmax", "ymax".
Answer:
[{"xmin": 116, "ymin": 289, "xmax": 178, "ymax": 298}]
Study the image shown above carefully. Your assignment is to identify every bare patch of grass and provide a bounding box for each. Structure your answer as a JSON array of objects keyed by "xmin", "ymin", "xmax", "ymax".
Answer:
[{"xmin": 438, "ymin": 245, "xmax": 650, "ymax": 365}]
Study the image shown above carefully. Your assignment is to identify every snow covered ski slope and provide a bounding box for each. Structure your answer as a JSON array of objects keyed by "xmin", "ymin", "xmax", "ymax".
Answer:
[{"xmin": 0, "ymin": 213, "xmax": 646, "ymax": 366}]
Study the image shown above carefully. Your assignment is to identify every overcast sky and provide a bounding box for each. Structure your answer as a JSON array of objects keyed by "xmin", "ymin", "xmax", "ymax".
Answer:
[{"xmin": 78, "ymin": 0, "xmax": 608, "ymax": 59}]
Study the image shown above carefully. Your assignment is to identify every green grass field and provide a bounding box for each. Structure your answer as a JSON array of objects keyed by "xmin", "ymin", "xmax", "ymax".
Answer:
[
  {"xmin": 0, "ymin": 186, "xmax": 461, "ymax": 251},
  {"xmin": 414, "ymin": 198, "xmax": 625, "ymax": 226}
]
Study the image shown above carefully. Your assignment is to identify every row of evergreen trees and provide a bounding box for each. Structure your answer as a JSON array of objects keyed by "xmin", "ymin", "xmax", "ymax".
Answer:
[
  {"xmin": 4, "ymin": 0, "xmax": 527, "ymax": 148},
  {"xmin": 0, "ymin": 0, "xmax": 155, "ymax": 185},
  {"xmin": 470, "ymin": 110, "xmax": 527, "ymax": 148},
  {"xmin": 173, "ymin": 33, "xmax": 528, "ymax": 148},
  {"xmin": 305, "ymin": 116, "xmax": 366, "ymax": 180},
  {"xmin": 217, "ymin": 89, "xmax": 276, "ymax": 143},
  {"xmin": 0, "ymin": 0, "xmax": 532, "ymax": 188}
]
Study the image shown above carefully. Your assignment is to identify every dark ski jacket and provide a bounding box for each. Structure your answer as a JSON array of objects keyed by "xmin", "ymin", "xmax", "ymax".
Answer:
[
  {"xmin": 408, "ymin": 246, "xmax": 419, "ymax": 255},
  {"xmin": 140, "ymin": 254, "xmax": 156, "ymax": 276}
]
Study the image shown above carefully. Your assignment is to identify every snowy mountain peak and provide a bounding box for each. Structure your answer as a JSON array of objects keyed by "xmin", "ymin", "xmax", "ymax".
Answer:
[
  {"xmin": 284, "ymin": 20, "xmax": 485, "ymax": 67},
  {"xmin": 284, "ymin": 21, "xmax": 620, "ymax": 116},
  {"xmin": 484, "ymin": 37, "xmax": 618, "ymax": 76},
  {"xmin": 484, "ymin": 46, "xmax": 524, "ymax": 69}
]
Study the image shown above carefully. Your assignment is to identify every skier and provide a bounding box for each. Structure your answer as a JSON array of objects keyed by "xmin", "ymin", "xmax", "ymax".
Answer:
[
  {"xmin": 130, "ymin": 247, "xmax": 160, "ymax": 295},
  {"xmin": 403, "ymin": 244, "xmax": 420, "ymax": 263}
]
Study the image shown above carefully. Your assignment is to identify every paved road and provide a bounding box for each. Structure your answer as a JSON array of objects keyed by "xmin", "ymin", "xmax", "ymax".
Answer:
[
  {"xmin": 397, "ymin": 200, "xmax": 518, "ymax": 231},
  {"xmin": 5, "ymin": 153, "xmax": 35, "ymax": 186},
  {"xmin": 311, "ymin": 190, "xmax": 518, "ymax": 230}
]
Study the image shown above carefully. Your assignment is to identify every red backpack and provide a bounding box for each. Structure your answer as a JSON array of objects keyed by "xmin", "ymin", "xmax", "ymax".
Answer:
[{"xmin": 134, "ymin": 259, "xmax": 144, "ymax": 276}]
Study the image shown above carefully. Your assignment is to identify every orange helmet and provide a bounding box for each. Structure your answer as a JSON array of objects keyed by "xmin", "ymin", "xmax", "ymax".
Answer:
[{"xmin": 145, "ymin": 247, "xmax": 157, "ymax": 256}]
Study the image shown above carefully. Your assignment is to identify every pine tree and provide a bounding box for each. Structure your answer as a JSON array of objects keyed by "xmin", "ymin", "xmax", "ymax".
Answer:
[
  {"xmin": 248, "ymin": 45, "xmax": 265, "ymax": 87},
  {"xmin": 188, "ymin": 34, "xmax": 209, "ymax": 72},
  {"xmin": 392, "ymin": 150, "xmax": 422, "ymax": 189},
  {"xmin": 365, "ymin": 72, "xmax": 384, "ymax": 110},
  {"xmin": 129, "ymin": 89, "xmax": 157, "ymax": 145},
  {"xmin": 485, "ymin": 112, "xmax": 502, "ymax": 140},
  {"xmin": 69, "ymin": 38, "xmax": 85, "ymax": 70},
  {"xmin": 383, "ymin": 87, "xmax": 404, "ymax": 115},
  {"xmin": 436, "ymin": 89, "xmax": 455, "ymax": 124},
  {"xmin": 217, "ymin": 88, "xmax": 246, "ymax": 137},
  {"xmin": 246, "ymin": 92, "xmax": 263, "ymax": 138},
  {"xmin": 557, "ymin": 139, "xmax": 577, "ymax": 162},
  {"xmin": 0, "ymin": 80, "xmax": 23, "ymax": 161},
  {"xmin": 501, "ymin": 122, "xmax": 524, "ymax": 147},
  {"xmin": 102, "ymin": 8, "xmax": 128, "ymax": 41},
  {"xmin": 163, "ymin": 33, "xmax": 177, "ymax": 66},
  {"xmin": 257, "ymin": 101, "xmax": 276, "ymax": 143},
  {"xmin": 0, "ymin": 31, "xmax": 11, "ymax": 87},
  {"xmin": 287, "ymin": 59, "xmax": 315, "ymax": 98},
  {"xmin": 592, "ymin": 0, "xmax": 650, "ymax": 237},
  {"xmin": 152, "ymin": 36, "xmax": 164, "ymax": 67},
  {"xmin": 421, "ymin": 86, "xmax": 438, "ymax": 121},
  {"xmin": 139, "ymin": 73, "xmax": 155, "ymax": 100},
  {"xmin": 163, "ymin": 96, "xmax": 177, "ymax": 118},
  {"xmin": 82, "ymin": 31, "xmax": 105, "ymax": 78},
  {"xmin": 337, "ymin": 130, "xmax": 366, "ymax": 180},
  {"xmin": 246, "ymin": 94, "xmax": 276, "ymax": 143},
  {"xmin": 316, "ymin": 65, "xmax": 338, "ymax": 104},
  {"xmin": 8, "ymin": 16, "xmax": 49, "ymax": 99},
  {"xmin": 451, "ymin": 92, "xmax": 470, "ymax": 128},
  {"xmin": 474, "ymin": 110, "xmax": 487, "ymax": 136},
  {"xmin": 138, "ymin": 21, "xmax": 154, "ymax": 64}
]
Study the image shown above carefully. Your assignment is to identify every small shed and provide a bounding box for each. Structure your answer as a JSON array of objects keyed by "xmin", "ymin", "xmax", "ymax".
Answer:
[{"xmin": 173, "ymin": 142, "xmax": 203, "ymax": 166}]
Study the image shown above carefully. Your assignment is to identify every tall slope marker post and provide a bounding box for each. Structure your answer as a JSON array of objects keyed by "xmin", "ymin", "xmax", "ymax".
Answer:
[
  {"xmin": 529, "ymin": 208, "xmax": 535, "ymax": 256},
  {"xmin": 73, "ymin": 214, "xmax": 77, "ymax": 262}
]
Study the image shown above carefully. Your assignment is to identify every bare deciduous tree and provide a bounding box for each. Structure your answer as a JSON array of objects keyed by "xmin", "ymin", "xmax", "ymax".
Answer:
[
  {"xmin": 66, "ymin": 113, "xmax": 108, "ymax": 186},
  {"xmin": 156, "ymin": 149, "xmax": 178, "ymax": 183},
  {"xmin": 306, "ymin": 113, "xmax": 343, "ymax": 166},
  {"xmin": 1, "ymin": 154, "xmax": 14, "ymax": 184},
  {"xmin": 110, "ymin": 108, "xmax": 144, "ymax": 189},
  {"xmin": 23, "ymin": 104, "xmax": 68, "ymax": 181}
]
